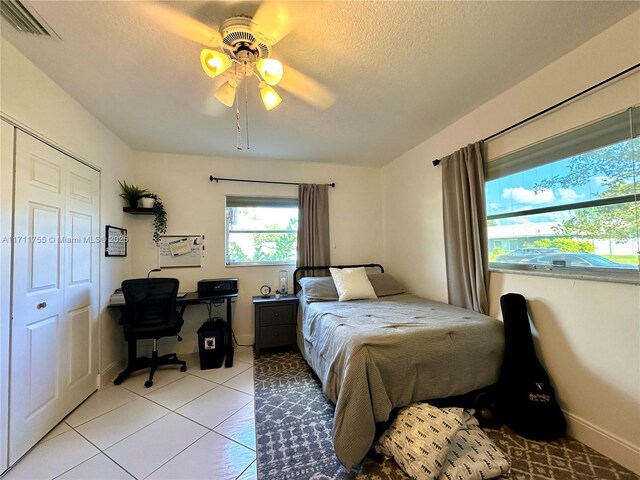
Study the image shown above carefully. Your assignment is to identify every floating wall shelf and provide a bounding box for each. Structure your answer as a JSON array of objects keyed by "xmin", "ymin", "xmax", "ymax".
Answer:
[{"xmin": 123, "ymin": 207, "xmax": 154, "ymax": 215}]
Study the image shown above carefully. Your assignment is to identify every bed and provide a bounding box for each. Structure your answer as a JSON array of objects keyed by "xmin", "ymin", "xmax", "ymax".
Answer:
[{"xmin": 293, "ymin": 264, "xmax": 505, "ymax": 470}]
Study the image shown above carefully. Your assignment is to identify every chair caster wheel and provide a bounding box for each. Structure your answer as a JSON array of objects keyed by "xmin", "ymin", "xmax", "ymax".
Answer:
[
  {"xmin": 180, "ymin": 365, "xmax": 187, "ymax": 372},
  {"xmin": 144, "ymin": 380, "xmax": 153, "ymax": 388}
]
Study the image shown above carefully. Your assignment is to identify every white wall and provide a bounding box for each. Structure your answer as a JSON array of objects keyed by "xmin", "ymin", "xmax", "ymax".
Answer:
[
  {"xmin": 130, "ymin": 151, "xmax": 383, "ymax": 352},
  {"xmin": 382, "ymin": 11, "xmax": 640, "ymax": 473},
  {"xmin": 0, "ymin": 38, "xmax": 134, "ymax": 387}
]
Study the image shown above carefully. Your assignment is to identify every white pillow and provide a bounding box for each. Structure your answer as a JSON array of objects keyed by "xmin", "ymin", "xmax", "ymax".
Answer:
[
  {"xmin": 376, "ymin": 405, "xmax": 510, "ymax": 480},
  {"xmin": 329, "ymin": 267, "xmax": 377, "ymax": 302},
  {"xmin": 376, "ymin": 404, "xmax": 466, "ymax": 479},
  {"xmin": 439, "ymin": 411, "xmax": 510, "ymax": 480}
]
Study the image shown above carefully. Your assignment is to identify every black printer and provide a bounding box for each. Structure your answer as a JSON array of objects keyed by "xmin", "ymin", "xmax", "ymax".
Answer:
[{"xmin": 197, "ymin": 278, "xmax": 238, "ymax": 297}]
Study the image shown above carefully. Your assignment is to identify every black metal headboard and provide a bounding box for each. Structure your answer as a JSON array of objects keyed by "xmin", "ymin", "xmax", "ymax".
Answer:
[{"xmin": 293, "ymin": 263, "xmax": 384, "ymax": 294}]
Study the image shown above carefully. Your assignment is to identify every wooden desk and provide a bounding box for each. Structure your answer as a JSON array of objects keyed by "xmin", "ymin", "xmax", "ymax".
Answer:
[{"xmin": 109, "ymin": 291, "xmax": 238, "ymax": 369}]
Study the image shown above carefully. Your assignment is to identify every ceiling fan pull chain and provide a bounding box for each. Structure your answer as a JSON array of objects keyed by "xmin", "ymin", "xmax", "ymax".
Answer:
[
  {"xmin": 235, "ymin": 64, "xmax": 242, "ymax": 150},
  {"xmin": 236, "ymin": 98, "xmax": 242, "ymax": 150},
  {"xmin": 244, "ymin": 62, "xmax": 250, "ymax": 150}
]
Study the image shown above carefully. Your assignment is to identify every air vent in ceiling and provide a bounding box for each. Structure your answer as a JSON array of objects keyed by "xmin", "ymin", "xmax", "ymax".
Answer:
[{"xmin": 0, "ymin": 0, "xmax": 58, "ymax": 37}]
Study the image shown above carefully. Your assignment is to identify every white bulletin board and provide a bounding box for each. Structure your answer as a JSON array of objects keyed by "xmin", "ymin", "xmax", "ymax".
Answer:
[{"xmin": 158, "ymin": 234, "xmax": 204, "ymax": 268}]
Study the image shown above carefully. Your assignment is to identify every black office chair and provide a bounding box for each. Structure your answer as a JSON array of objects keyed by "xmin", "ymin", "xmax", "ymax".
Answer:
[{"xmin": 113, "ymin": 278, "xmax": 187, "ymax": 388}]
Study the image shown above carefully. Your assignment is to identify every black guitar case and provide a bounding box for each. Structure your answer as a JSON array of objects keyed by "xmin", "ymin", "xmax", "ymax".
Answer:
[{"xmin": 497, "ymin": 293, "xmax": 566, "ymax": 440}]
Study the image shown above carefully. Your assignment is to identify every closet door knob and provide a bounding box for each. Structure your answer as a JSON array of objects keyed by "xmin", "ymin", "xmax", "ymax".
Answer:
[{"xmin": 37, "ymin": 302, "xmax": 47, "ymax": 309}]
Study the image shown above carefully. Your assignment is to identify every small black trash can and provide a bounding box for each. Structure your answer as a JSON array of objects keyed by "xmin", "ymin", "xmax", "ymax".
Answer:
[{"xmin": 197, "ymin": 318, "xmax": 227, "ymax": 370}]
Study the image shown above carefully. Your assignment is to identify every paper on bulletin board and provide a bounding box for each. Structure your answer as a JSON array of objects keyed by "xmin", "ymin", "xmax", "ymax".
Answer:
[{"xmin": 158, "ymin": 234, "xmax": 204, "ymax": 268}]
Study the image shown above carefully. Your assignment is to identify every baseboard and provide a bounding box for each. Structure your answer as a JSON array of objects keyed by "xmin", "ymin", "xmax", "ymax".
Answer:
[
  {"xmin": 234, "ymin": 334, "xmax": 254, "ymax": 349},
  {"xmin": 99, "ymin": 336, "xmax": 254, "ymax": 388},
  {"xmin": 98, "ymin": 360, "xmax": 126, "ymax": 388},
  {"xmin": 564, "ymin": 410, "xmax": 640, "ymax": 474}
]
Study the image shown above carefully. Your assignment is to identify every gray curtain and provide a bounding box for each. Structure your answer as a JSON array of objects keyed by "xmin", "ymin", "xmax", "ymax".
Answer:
[
  {"xmin": 297, "ymin": 184, "xmax": 330, "ymax": 272},
  {"xmin": 440, "ymin": 141, "xmax": 489, "ymax": 314}
]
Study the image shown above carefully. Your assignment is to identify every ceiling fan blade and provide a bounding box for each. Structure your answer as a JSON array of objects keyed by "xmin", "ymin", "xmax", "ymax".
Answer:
[
  {"xmin": 251, "ymin": 1, "xmax": 295, "ymax": 46},
  {"xmin": 278, "ymin": 66, "xmax": 335, "ymax": 110},
  {"xmin": 138, "ymin": 3, "xmax": 221, "ymax": 47}
]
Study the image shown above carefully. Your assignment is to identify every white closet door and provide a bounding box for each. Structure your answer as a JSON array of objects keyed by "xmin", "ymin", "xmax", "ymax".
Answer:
[
  {"xmin": 1, "ymin": 120, "xmax": 15, "ymax": 474},
  {"xmin": 60, "ymin": 154, "xmax": 100, "ymax": 415},
  {"xmin": 9, "ymin": 131, "xmax": 99, "ymax": 464}
]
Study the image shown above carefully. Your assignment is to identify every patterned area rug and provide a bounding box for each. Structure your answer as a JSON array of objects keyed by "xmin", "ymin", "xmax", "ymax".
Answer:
[{"xmin": 254, "ymin": 352, "xmax": 638, "ymax": 480}]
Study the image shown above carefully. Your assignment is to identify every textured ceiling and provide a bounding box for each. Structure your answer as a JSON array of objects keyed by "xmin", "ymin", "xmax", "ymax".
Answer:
[{"xmin": 2, "ymin": 1, "xmax": 638, "ymax": 167}]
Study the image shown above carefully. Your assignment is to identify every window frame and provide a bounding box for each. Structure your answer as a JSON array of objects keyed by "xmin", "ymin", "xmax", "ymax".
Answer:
[
  {"xmin": 224, "ymin": 195, "xmax": 298, "ymax": 267},
  {"xmin": 486, "ymin": 107, "xmax": 639, "ymax": 285}
]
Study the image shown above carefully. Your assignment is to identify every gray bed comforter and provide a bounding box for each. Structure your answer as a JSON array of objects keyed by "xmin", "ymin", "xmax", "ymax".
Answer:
[{"xmin": 298, "ymin": 294, "xmax": 504, "ymax": 470}]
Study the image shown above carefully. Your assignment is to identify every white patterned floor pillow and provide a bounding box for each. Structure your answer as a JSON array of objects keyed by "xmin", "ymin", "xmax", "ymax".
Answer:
[
  {"xmin": 439, "ymin": 411, "xmax": 510, "ymax": 480},
  {"xmin": 376, "ymin": 406, "xmax": 510, "ymax": 480},
  {"xmin": 375, "ymin": 403, "xmax": 466, "ymax": 479}
]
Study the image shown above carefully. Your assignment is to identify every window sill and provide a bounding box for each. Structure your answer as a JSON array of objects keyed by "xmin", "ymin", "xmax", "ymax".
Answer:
[
  {"xmin": 226, "ymin": 262, "xmax": 295, "ymax": 268},
  {"xmin": 489, "ymin": 264, "xmax": 639, "ymax": 285}
]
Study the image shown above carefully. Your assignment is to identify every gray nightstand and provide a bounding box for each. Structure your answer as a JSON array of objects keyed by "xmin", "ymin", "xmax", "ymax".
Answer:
[{"xmin": 253, "ymin": 295, "xmax": 298, "ymax": 358}]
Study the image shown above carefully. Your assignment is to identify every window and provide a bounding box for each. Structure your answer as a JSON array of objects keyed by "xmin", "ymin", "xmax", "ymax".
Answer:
[
  {"xmin": 225, "ymin": 196, "xmax": 298, "ymax": 266},
  {"xmin": 486, "ymin": 107, "xmax": 639, "ymax": 282}
]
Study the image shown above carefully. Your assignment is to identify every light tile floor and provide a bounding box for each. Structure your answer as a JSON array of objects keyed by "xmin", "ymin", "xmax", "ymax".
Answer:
[{"xmin": 4, "ymin": 347, "xmax": 257, "ymax": 480}]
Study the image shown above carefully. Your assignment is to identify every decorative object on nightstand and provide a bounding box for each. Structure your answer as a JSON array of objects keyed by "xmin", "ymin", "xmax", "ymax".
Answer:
[
  {"xmin": 260, "ymin": 284, "xmax": 271, "ymax": 297},
  {"xmin": 275, "ymin": 290, "xmax": 280, "ymax": 299},
  {"xmin": 278, "ymin": 269, "xmax": 288, "ymax": 294},
  {"xmin": 253, "ymin": 294, "xmax": 298, "ymax": 358}
]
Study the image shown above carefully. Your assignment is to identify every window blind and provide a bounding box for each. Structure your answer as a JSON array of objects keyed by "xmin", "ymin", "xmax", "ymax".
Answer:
[
  {"xmin": 225, "ymin": 196, "xmax": 297, "ymax": 208},
  {"xmin": 487, "ymin": 106, "xmax": 640, "ymax": 181}
]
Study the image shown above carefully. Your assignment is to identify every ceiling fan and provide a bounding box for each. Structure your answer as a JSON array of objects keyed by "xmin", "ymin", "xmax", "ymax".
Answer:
[
  {"xmin": 139, "ymin": 2, "xmax": 335, "ymax": 112},
  {"xmin": 202, "ymin": 14, "xmax": 285, "ymax": 110}
]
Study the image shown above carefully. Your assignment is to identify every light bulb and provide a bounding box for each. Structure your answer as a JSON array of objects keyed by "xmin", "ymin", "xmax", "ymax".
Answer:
[
  {"xmin": 259, "ymin": 82, "xmax": 282, "ymax": 110},
  {"xmin": 207, "ymin": 57, "xmax": 222, "ymax": 69},
  {"xmin": 257, "ymin": 59, "xmax": 283, "ymax": 86},
  {"xmin": 200, "ymin": 49, "xmax": 231, "ymax": 78}
]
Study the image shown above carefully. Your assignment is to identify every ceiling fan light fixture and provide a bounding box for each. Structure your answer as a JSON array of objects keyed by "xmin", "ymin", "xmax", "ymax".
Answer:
[
  {"xmin": 257, "ymin": 58, "xmax": 283, "ymax": 86},
  {"xmin": 215, "ymin": 79, "xmax": 237, "ymax": 107},
  {"xmin": 200, "ymin": 49, "xmax": 231, "ymax": 78},
  {"xmin": 259, "ymin": 82, "xmax": 282, "ymax": 111}
]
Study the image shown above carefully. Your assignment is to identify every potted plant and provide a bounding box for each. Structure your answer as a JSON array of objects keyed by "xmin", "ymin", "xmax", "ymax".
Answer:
[
  {"xmin": 145, "ymin": 193, "xmax": 167, "ymax": 246},
  {"xmin": 275, "ymin": 289, "xmax": 281, "ymax": 299},
  {"xmin": 119, "ymin": 180, "xmax": 148, "ymax": 208},
  {"xmin": 140, "ymin": 194, "xmax": 155, "ymax": 209}
]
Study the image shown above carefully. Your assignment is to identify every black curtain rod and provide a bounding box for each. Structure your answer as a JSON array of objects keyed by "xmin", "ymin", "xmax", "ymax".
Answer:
[
  {"xmin": 209, "ymin": 175, "xmax": 335, "ymax": 188},
  {"xmin": 432, "ymin": 62, "xmax": 640, "ymax": 167}
]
